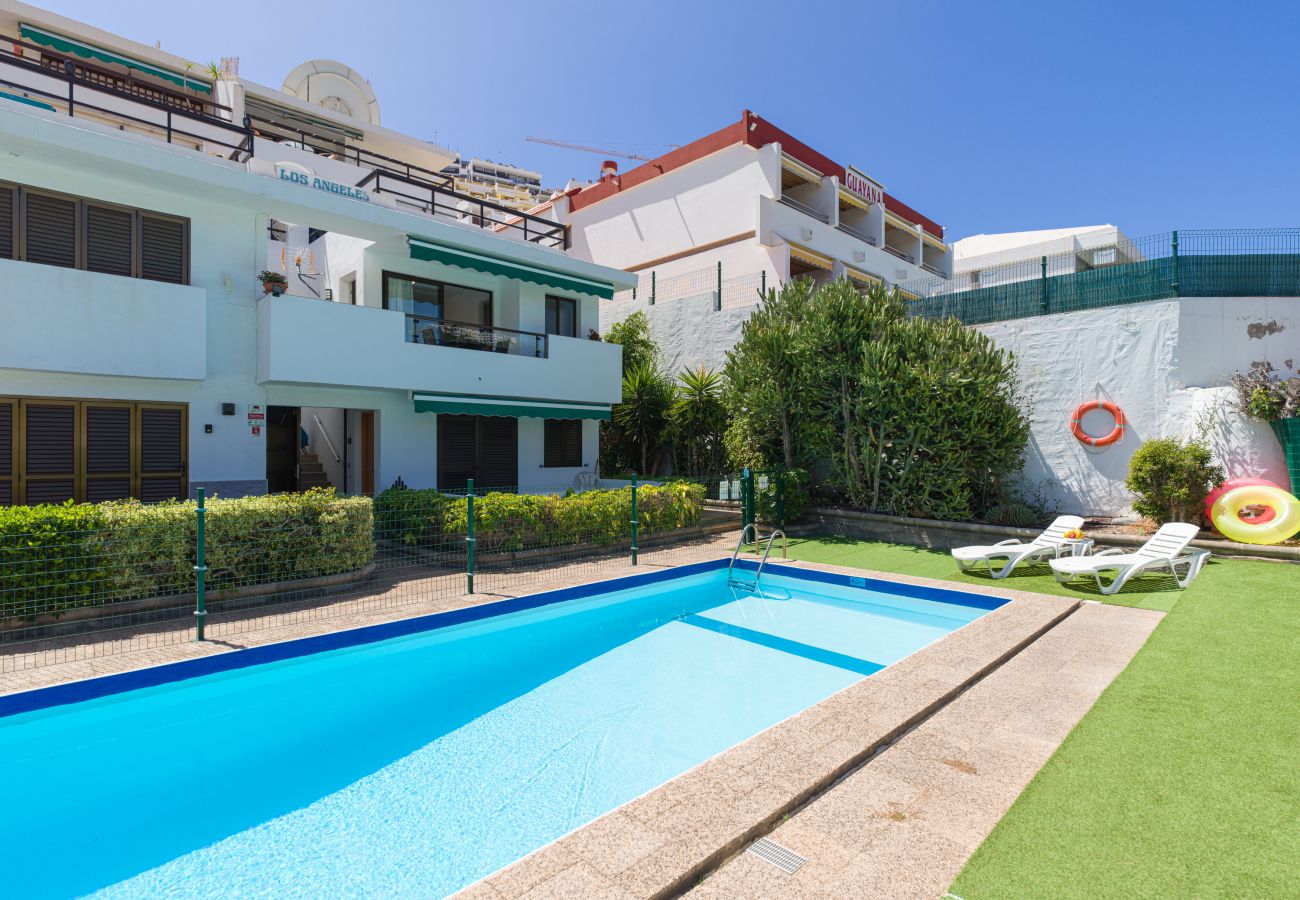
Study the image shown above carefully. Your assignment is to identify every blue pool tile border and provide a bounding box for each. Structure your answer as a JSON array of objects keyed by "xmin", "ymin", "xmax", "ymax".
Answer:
[{"xmin": 1, "ymin": 558, "xmax": 1007, "ymax": 719}]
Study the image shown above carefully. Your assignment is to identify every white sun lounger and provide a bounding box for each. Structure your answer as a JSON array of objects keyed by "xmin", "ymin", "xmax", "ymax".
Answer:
[
  {"xmin": 1049, "ymin": 522, "xmax": 1210, "ymax": 595},
  {"xmin": 951, "ymin": 515, "xmax": 1086, "ymax": 578}
]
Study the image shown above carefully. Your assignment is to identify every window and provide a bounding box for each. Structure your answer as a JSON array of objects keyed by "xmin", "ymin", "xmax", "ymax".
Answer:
[
  {"xmin": 0, "ymin": 396, "xmax": 187, "ymax": 506},
  {"xmin": 0, "ymin": 181, "xmax": 188, "ymax": 284},
  {"xmin": 543, "ymin": 419, "xmax": 583, "ymax": 468},
  {"xmin": 545, "ymin": 295, "xmax": 577, "ymax": 338},
  {"xmin": 437, "ymin": 415, "xmax": 517, "ymax": 491},
  {"xmin": 384, "ymin": 272, "xmax": 495, "ymax": 348}
]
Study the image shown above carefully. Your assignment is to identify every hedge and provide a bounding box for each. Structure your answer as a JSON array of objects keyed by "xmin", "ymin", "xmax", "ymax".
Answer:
[
  {"xmin": 0, "ymin": 489, "xmax": 374, "ymax": 621},
  {"xmin": 374, "ymin": 482, "xmax": 706, "ymax": 553}
]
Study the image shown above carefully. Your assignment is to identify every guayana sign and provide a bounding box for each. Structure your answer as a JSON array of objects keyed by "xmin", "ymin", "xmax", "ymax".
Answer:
[
  {"xmin": 277, "ymin": 166, "xmax": 371, "ymax": 202},
  {"xmin": 844, "ymin": 166, "xmax": 884, "ymax": 206}
]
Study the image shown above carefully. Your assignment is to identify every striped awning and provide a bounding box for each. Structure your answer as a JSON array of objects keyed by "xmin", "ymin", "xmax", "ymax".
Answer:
[
  {"xmin": 413, "ymin": 392, "xmax": 611, "ymax": 421},
  {"xmin": 843, "ymin": 264, "xmax": 883, "ymax": 286},
  {"xmin": 20, "ymin": 25, "xmax": 212, "ymax": 94},
  {"xmin": 780, "ymin": 153, "xmax": 822, "ymax": 184},
  {"xmin": 788, "ymin": 242, "xmax": 833, "ymax": 271},
  {"xmin": 408, "ymin": 237, "xmax": 615, "ymax": 299},
  {"xmin": 921, "ymin": 230, "xmax": 947, "ymax": 250},
  {"xmin": 838, "ymin": 188, "xmax": 873, "ymax": 212}
]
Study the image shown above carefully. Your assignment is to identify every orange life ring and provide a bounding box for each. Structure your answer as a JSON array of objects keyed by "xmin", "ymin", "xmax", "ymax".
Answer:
[{"xmin": 1070, "ymin": 400, "xmax": 1126, "ymax": 447}]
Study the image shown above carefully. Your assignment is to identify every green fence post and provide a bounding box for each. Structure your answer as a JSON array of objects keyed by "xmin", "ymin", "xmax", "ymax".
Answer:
[
  {"xmin": 630, "ymin": 473, "xmax": 639, "ymax": 565},
  {"xmin": 741, "ymin": 467, "xmax": 753, "ymax": 542},
  {"xmin": 716, "ymin": 261, "xmax": 722, "ymax": 310},
  {"xmin": 466, "ymin": 478, "xmax": 475, "ymax": 594},
  {"xmin": 775, "ymin": 467, "xmax": 787, "ymax": 557},
  {"xmin": 1040, "ymin": 256, "xmax": 1048, "ymax": 314},
  {"xmin": 1171, "ymin": 229, "xmax": 1180, "ymax": 296},
  {"xmin": 193, "ymin": 487, "xmax": 207, "ymax": 641},
  {"xmin": 761, "ymin": 269, "xmax": 766, "ymax": 295},
  {"xmin": 650, "ymin": 272, "xmax": 656, "ymax": 306}
]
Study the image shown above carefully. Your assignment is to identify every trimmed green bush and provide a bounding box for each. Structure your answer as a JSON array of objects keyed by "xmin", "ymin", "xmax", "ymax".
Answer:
[
  {"xmin": 0, "ymin": 489, "xmax": 374, "ymax": 621},
  {"xmin": 375, "ymin": 482, "xmax": 706, "ymax": 554},
  {"xmin": 1126, "ymin": 438, "xmax": 1224, "ymax": 525}
]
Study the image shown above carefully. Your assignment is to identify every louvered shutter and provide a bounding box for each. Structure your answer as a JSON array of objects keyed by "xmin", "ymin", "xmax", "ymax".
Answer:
[
  {"xmin": 544, "ymin": 420, "xmax": 582, "ymax": 468},
  {"xmin": 24, "ymin": 192, "xmax": 77, "ymax": 269},
  {"xmin": 86, "ymin": 205, "xmax": 134, "ymax": 277},
  {"xmin": 437, "ymin": 415, "xmax": 478, "ymax": 492},
  {"xmin": 139, "ymin": 406, "xmax": 185, "ymax": 502},
  {"xmin": 478, "ymin": 417, "xmax": 518, "ymax": 491},
  {"xmin": 84, "ymin": 405, "xmax": 133, "ymax": 502},
  {"xmin": 140, "ymin": 215, "xmax": 185, "ymax": 284},
  {"xmin": 22, "ymin": 402, "xmax": 76, "ymax": 504},
  {"xmin": 0, "ymin": 400, "xmax": 12, "ymax": 506},
  {"xmin": 0, "ymin": 187, "xmax": 13, "ymax": 259}
]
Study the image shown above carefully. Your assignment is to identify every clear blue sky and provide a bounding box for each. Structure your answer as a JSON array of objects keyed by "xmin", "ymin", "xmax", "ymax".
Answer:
[{"xmin": 39, "ymin": 0, "xmax": 1299, "ymax": 240}]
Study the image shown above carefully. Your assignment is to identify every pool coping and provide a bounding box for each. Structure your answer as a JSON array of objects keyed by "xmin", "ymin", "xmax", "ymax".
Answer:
[{"xmin": 457, "ymin": 560, "xmax": 1080, "ymax": 899}]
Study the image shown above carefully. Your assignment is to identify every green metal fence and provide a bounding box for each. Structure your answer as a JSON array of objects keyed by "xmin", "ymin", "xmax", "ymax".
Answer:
[
  {"xmin": 0, "ymin": 472, "xmax": 787, "ymax": 674},
  {"xmin": 898, "ymin": 229, "xmax": 1300, "ymax": 326}
]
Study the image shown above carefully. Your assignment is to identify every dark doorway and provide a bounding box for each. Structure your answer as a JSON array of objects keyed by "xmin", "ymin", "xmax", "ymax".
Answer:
[
  {"xmin": 360, "ymin": 411, "xmax": 376, "ymax": 496},
  {"xmin": 437, "ymin": 414, "xmax": 517, "ymax": 492},
  {"xmin": 266, "ymin": 405, "xmax": 299, "ymax": 493}
]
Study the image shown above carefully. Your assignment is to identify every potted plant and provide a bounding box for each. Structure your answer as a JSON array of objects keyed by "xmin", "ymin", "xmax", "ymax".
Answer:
[
  {"xmin": 259, "ymin": 271, "xmax": 288, "ymax": 297},
  {"xmin": 1232, "ymin": 363, "xmax": 1300, "ymax": 491}
]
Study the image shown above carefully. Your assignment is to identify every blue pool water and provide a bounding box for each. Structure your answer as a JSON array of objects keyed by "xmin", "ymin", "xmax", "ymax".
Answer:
[{"xmin": 0, "ymin": 563, "xmax": 1000, "ymax": 898}]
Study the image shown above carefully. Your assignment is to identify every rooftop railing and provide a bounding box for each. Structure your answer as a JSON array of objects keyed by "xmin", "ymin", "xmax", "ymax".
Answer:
[{"xmin": 897, "ymin": 229, "xmax": 1300, "ymax": 325}]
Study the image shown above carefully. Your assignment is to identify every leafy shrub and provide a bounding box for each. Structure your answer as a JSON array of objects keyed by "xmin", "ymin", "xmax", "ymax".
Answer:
[
  {"xmin": 1231, "ymin": 362, "xmax": 1300, "ymax": 421},
  {"xmin": 375, "ymin": 482, "xmax": 706, "ymax": 554},
  {"xmin": 755, "ymin": 468, "xmax": 812, "ymax": 524},
  {"xmin": 984, "ymin": 502, "xmax": 1041, "ymax": 528},
  {"xmin": 1125, "ymin": 438, "xmax": 1224, "ymax": 525},
  {"xmin": 0, "ymin": 490, "xmax": 374, "ymax": 621}
]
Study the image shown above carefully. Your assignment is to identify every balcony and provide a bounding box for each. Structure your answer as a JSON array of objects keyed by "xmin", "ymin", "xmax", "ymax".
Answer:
[
  {"xmin": 778, "ymin": 194, "xmax": 830, "ymax": 224},
  {"xmin": 0, "ymin": 258, "xmax": 206, "ymax": 380},
  {"xmin": 883, "ymin": 244, "xmax": 917, "ymax": 264},
  {"xmin": 258, "ymin": 294, "xmax": 620, "ymax": 406},
  {"xmin": 405, "ymin": 315, "xmax": 547, "ymax": 358},
  {"xmin": 836, "ymin": 221, "xmax": 879, "ymax": 246}
]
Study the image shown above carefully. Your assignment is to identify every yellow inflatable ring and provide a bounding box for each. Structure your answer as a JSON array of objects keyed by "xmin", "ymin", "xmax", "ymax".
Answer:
[{"xmin": 1210, "ymin": 485, "xmax": 1300, "ymax": 545}]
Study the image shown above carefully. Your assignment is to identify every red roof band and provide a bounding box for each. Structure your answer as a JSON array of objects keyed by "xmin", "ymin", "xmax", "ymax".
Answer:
[{"xmin": 567, "ymin": 109, "xmax": 943, "ymax": 239}]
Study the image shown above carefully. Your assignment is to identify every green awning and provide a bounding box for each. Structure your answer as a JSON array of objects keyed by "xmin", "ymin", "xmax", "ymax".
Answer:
[
  {"xmin": 0, "ymin": 90, "xmax": 56, "ymax": 112},
  {"xmin": 20, "ymin": 25, "xmax": 212, "ymax": 95},
  {"xmin": 413, "ymin": 393, "xmax": 611, "ymax": 421},
  {"xmin": 408, "ymin": 237, "xmax": 615, "ymax": 300}
]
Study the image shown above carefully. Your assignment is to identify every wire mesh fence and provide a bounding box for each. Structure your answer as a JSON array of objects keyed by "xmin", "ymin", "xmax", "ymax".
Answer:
[
  {"xmin": 896, "ymin": 228, "xmax": 1300, "ymax": 326},
  {"xmin": 610, "ymin": 265, "xmax": 769, "ymax": 311},
  {"xmin": 0, "ymin": 473, "xmax": 782, "ymax": 677}
]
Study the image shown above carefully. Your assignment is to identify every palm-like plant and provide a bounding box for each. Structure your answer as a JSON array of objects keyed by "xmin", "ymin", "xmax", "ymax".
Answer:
[
  {"xmin": 614, "ymin": 363, "xmax": 674, "ymax": 474},
  {"xmin": 671, "ymin": 367, "xmax": 727, "ymax": 475}
]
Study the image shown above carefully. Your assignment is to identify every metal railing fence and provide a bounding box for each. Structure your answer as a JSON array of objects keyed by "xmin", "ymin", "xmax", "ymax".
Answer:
[
  {"xmin": 897, "ymin": 229, "xmax": 1300, "ymax": 326},
  {"xmin": 0, "ymin": 471, "xmax": 789, "ymax": 677}
]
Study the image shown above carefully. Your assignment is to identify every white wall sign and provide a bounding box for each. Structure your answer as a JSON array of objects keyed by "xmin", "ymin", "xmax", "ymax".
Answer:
[
  {"xmin": 844, "ymin": 166, "xmax": 884, "ymax": 206},
  {"xmin": 277, "ymin": 166, "xmax": 371, "ymax": 203}
]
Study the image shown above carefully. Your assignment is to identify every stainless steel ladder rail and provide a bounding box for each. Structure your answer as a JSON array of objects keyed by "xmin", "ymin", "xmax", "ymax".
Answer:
[{"xmin": 729, "ymin": 525, "xmax": 786, "ymax": 593}]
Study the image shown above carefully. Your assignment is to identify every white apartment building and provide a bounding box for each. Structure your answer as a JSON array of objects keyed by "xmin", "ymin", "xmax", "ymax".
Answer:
[
  {"xmin": 947, "ymin": 224, "xmax": 1140, "ymax": 293},
  {"xmin": 530, "ymin": 110, "xmax": 953, "ymax": 372},
  {"xmin": 0, "ymin": 1, "xmax": 633, "ymax": 505},
  {"xmin": 440, "ymin": 156, "xmax": 551, "ymax": 212}
]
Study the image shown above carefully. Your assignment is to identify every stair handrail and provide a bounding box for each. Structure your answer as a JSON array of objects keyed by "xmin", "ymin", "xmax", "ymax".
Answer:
[
  {"xmin": 729, "ymin": 523, "xmax": 759, "ymax": 579},
  {"xmin": 311, "ymin": 414, "xmax": 342, "ymax": 464}
]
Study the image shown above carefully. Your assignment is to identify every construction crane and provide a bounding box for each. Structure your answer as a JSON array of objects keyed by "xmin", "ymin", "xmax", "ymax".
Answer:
[{"xmin": 525, "ymin": 136, "xmax": 677, "ymax": 162}]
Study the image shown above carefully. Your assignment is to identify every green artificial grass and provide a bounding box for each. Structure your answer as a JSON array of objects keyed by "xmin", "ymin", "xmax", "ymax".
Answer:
[{"xmin": 781, "ymin": 535, "xmax": 1300, "ymax": 899}]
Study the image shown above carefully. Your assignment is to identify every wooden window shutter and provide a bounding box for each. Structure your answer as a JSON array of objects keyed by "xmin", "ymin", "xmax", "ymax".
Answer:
[
  {"xmin": 0, "ymin": 399, "xmax": 12, "ymax": 506},
  {"xmin": 478, "ymin": 417, "xmax": 518, "ymax": 490},
  {"xmin": 139, "ymin": 405, "xmax": 186, "ymax": 502},
  {"xmin": 23, "ymin": 192, "xmax": 77, "ymax": 269},
  {"xmin": 22, "ymin": 401, "xmax": 77, "ymax": 504},
  {"xmin": 436, "ymin": 415, "xmax": 478, "ymax": 492},
  {"xmin": 85, "ymin": 205, "xmax": 134, "ymax": 277},
  {"xmin": 544, "ymin": 420, "xmax": 582, "ymax": 468},
  {"xmin": 140, "ymin": 215, "xmax": 186, "ymax": 284},
  {"xmin": 84, "ymin": 404, "xmax": 133, "ymax": 502},
  {"xmin": 0, "ymin": 186, "xmax": 14, "ymax": 260}
]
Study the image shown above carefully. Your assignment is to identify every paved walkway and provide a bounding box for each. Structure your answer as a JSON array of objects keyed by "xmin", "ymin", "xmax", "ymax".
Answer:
[{"xmin": 685, "ymin": 601, "xmax": 1163, "ymax": 899}]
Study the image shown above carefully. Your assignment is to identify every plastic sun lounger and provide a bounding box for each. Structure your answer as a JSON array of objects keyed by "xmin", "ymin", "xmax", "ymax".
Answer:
[
  {"xmin": 950, "ymin": 515, "xmax": 1086, "ymax": 579},
  {"xmin": 1049, "ymin": 522, "xmax": 1210, "ymax": 595}
]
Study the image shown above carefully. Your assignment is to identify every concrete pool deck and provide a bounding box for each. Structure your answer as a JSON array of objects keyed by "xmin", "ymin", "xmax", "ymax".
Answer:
[{"xmin": 0, "ymin": 547, "xmax": 1163, "ymax": 900}]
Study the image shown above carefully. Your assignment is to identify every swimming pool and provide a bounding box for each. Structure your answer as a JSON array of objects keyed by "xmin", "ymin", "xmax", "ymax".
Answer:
[{"xmin": 0, "ymin": 559, "xmax": 1004, "ymax": 899}]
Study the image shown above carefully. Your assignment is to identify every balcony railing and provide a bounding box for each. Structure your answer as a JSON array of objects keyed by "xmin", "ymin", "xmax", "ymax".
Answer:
[
  {"xmin": 920, "ymin": 261, "xmax": 946, "ymax": 276},
  {"xmin": 836, "ymin": 222, "xmax": 879, "ymax": 246},
  {"xmin": 883, "ymin": 244, "xmax": 916, "ymax": 264},
  {"xmin": 779, "ymin": 194, "xmax": 830, "ymax": 224},
  {"xmin": 0, "ymin": 32, "xmax": 251, "ymax": 159},
  {"xmin": 406, "ymin": 315, "xmax": 547, "ymax": 358}
]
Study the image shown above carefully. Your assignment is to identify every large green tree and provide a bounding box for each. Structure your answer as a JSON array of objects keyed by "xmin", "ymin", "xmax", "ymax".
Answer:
[{"xmin": 723, "ymin": 278, "xmax": 1028, "ymax": 521}]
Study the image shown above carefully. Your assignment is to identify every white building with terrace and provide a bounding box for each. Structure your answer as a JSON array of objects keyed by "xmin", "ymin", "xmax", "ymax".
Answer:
[
  {"xmin": 529, "ymin": 110, "xmax": 953, "ymax": 374},
  {"xmin": 0, "ymin": 1, "xmax": 634, "ymax": 505}
]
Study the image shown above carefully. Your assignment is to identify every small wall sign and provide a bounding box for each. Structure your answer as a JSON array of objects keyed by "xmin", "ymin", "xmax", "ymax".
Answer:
[
  {"xmin": 247, "ymin": 403, "xmax": 264, "ymax": 436},
  {"xmin": 844, "ymin": 166, "xmax": 884, "ymax": 206},
  {"xmin": 277, "ymin": 166, "xmax": 371, "ymax": 202}
]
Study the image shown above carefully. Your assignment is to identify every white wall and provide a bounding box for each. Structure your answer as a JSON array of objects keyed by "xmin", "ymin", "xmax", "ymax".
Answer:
[{"xmin": 980, "ymin": 298, "xmax": 1300, "ymax": 516}]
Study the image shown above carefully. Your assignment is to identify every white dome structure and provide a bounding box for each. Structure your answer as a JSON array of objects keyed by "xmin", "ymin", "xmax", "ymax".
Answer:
[{"xmin": 281, "ymin": 60, "xmax": 381, "ymax": 125}]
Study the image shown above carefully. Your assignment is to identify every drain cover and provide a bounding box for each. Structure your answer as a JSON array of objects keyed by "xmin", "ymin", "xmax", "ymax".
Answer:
[{"xmin": 746, "ymin": 837, "xmax": 807, "ymax": 874}]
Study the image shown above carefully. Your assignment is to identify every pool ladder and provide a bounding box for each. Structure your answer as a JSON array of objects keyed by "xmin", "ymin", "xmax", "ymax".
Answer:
[{"xmin": 728, "ymin": 523, "xmax": 785, "ymax": 592}]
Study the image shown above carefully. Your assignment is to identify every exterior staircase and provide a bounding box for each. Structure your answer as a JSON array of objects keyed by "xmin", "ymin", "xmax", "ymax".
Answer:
[{"xmin": 297, "ymin": 453, "xmax": 333, "ymax": 491}]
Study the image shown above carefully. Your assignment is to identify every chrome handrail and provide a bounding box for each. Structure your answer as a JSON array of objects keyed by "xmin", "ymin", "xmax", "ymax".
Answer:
[{"xmin": 311, "ymin": 414, "xmax": 341, "ymax": 464}]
